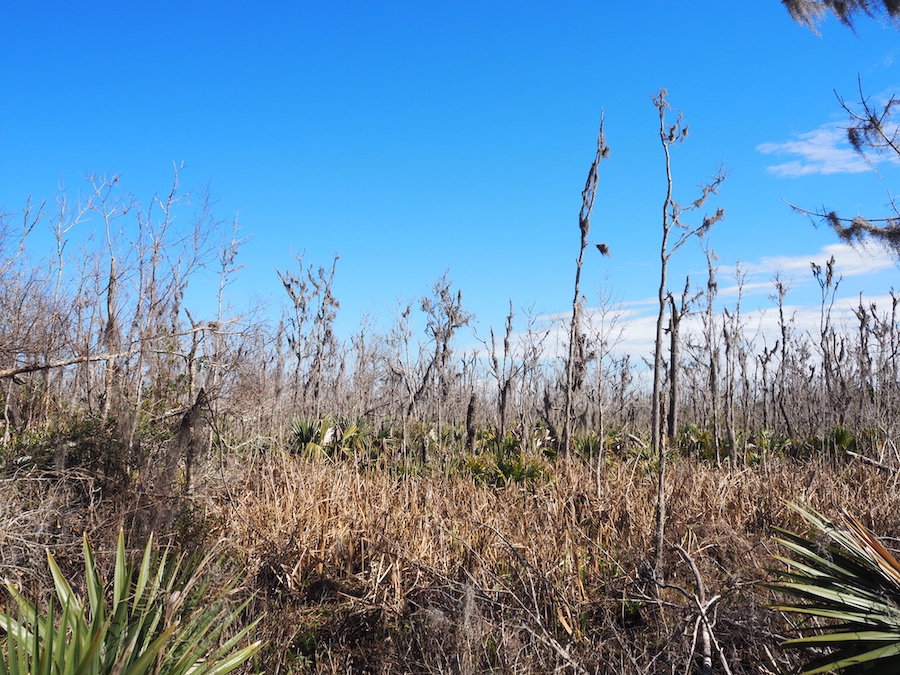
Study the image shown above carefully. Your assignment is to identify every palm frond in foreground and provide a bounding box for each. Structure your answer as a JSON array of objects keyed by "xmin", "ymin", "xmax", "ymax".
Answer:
[
  {"xmin": 0, "ymin": 530, "xmax": 262, "ymax": 675},
  {"xmin": 769, "ymin": 501, "xmax": 900, "ymax": 674}
]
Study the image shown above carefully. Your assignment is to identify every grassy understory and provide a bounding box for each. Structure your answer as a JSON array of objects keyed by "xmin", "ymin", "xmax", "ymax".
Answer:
[{"xmin": 3, "ymin": 427, "xmax": 898, "ymax": 674}]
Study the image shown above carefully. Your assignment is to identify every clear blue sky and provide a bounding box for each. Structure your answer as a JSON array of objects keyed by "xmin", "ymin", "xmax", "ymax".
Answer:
[{"xmin": 2, "ymin": 1, "xmax": 898, "ymax": 348}]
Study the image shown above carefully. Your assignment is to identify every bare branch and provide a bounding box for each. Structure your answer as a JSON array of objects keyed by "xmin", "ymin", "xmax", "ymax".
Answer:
[{"xmin": 0, "ymin": 350, "xmax": 140, "ymax": 381}]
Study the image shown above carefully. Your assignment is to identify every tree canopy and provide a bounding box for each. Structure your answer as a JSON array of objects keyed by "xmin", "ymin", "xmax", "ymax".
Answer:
[{"xmin": 783, "ymin": 0, "xmax": 900, "ymax": 30}]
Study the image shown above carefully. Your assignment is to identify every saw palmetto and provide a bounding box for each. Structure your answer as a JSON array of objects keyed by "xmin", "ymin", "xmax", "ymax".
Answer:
[{"xmin": 769, "ymin": 501, "xmax": 900, "ymax": 674}]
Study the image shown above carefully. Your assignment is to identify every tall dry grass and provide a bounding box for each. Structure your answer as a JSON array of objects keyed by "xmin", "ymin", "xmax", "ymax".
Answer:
[{"xmin": 122, "ymin": 449, "xmax": 898, "ymax": 673}]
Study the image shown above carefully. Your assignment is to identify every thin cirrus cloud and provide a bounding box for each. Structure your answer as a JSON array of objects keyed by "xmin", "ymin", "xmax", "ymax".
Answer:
[
  {"xmin": 756, "ymin": 124, "xmax": 873, "ymax": 177},
  {"xmin": 741, "ymin": 242, "xmax": 895, "ymax": 278}
]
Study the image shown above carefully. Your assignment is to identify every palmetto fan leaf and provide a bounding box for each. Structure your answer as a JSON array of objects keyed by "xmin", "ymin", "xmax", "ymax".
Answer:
[{"xmin": 768, "ymin": 501, "xmax": 900, "ymax": 674}]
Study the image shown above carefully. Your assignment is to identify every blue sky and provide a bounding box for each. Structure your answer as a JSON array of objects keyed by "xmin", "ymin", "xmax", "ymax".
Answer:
[{"xmin": 2, "ymin": 1, "xmax": 899, "ymax": 353}]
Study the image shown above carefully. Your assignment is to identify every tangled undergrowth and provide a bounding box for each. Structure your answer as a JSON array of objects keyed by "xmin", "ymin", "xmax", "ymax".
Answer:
[{"xmin": 3, "ymin": 436, "xmax": 899, "ymax": 674}]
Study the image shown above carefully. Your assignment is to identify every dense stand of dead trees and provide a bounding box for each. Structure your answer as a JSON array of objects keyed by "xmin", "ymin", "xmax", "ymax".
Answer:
[
  {"xmin": 2, "ymin": 174, "xmax": 899, "ymax": 463},
  {"xmin": 3, "ymin": 92, "xmax": 900, "ymax": 478}
]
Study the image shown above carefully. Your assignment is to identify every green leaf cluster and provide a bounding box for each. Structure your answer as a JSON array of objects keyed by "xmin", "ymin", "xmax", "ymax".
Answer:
[{"xmin": 0, "ymin": 531, "xmax": 262, "ymax": 675}]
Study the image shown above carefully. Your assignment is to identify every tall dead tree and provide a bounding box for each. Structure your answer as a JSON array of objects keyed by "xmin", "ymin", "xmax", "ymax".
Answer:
[
  {"xmin": 406, "ymin": 274, "xmax": 472, "ymax": 461},
  {"xmin": 278, "ymin": 254, "xmax": 341, "ymax": 417},
  {"xmin": 666, "ymin": 276, "xmax": 699, "ymax": 446},
  {"xmin": 563, "ymin": 116, "xmax": 609, "ymax": 454},
  {"xmin": 771, "ymin": 274, "xmax": 797, "ymax": 438},
  {"xmin": 701, "ymin": 248, "xmax": 723, "ymax": 464},
  {"xmin": 89, "ymin": 175, "xmax": 133, "ymax": 418},
  {"xmin": 650, "ymin": 90, "xmax": 727, "ymax": 581}
]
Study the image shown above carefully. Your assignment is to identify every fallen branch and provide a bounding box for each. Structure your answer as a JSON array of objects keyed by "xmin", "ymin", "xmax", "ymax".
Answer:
[
  {"xmin": 0, "ymin": 350, "xmax": 138, "ymax": 380},
  {"xmin": 659, "ymin": 545, "xmax": 733, "ymax": 675},
  {"xmin": 846, "ymin": 450, "xmax": 897, "ymax": 475}
]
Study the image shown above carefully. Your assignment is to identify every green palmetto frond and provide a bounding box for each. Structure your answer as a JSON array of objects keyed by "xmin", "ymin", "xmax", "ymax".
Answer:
[
  {"xmin": 0, "ymin": 531, "xmax": 262, "ymax": 675},
  {"xmin": 768, "ymin": 501, "xmax": 900, "ymax": 674}
]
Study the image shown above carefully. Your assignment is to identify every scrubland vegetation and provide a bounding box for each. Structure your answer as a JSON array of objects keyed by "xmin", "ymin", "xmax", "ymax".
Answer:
[{"xmin": 3, "ymin": 96, "xmax": 900, "ymax": 673}]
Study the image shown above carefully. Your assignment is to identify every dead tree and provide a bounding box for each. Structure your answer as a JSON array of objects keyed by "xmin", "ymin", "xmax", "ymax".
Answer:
[
  {"xmin": 563, "ymin": 117, "xmax": 609, "ymax": 454},
  {"xmin": 702, "ymin": 248, "xmax": 723, "ymax": 464},
  {"xmin": 667, "ymin": 276, "xmax": 699, "ymax": 446},
  {"xmin": 89, "ymin": 175, "xmax": 133, "ymax": 418},
  {"xmin": 484, "ymin": 301, "xmax": 546, "ymax": 439},
  {"xmin": 278, "ymin": 254, "xmax": 341, "ymax": 417},
  {"xmin": 650, "ymin": 90, "xmax": 727, "ymax": 581},
  {"xmin": 409, "ymin": 274, "xmax": 472, "ymax": 460}
]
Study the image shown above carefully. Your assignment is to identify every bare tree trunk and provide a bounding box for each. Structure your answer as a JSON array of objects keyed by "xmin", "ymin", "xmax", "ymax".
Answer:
[
  {"xmin": 650, "ymin": 94, "xmax": 677, "ymax": 581},
  {"xmin": 650, "ymin": 90, "xmax": 727, "ymax": 581},
  {"xmin": 667, "ymin": 277, "xmax": 695, "ymax": 446},
  {"xmin": 101, "ymin": 254, "xmax": 119, "ymax": 418},
  {"xmin": 563, "ymin": 118, "xmax": 609, "ymax": 454},
  {"xmin": 723, "ymin": 317, "xmax": 738, "ymax": 468},
  {"xmin": 773, "ymin": 276, "xmax": 797, "ymax": 439},
  {"xmin": 465, "ymin": 391, "xmax": 477, "ymax": 453},
  {"xmin": 722, "ymin": 271, "xmax": 747, "ymax": 469}
]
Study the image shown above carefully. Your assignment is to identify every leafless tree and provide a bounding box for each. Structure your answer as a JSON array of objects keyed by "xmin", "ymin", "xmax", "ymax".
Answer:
[
  {"xmin": 770, "ymin": 274, "xmax": 798, "ymax": 438},
  {"xmin": 563, "ymin": 117, "xmax": 610, "ymax": 454},
  {"xmin": 702, "ymin": 248, "xmax": 723, "ymax": 464},
  {"xmin": 649, "ymin": 90, "xmax": 727, "ymax": 581},
  {"xmin": 411, "ymin": 273, "xmax": 472, "ymax": 460},
  {"xmin": 278, "ymin": 254, "xmax": 341, "ymax": 417},
  {"xmin": 667, "ymin": 277, "xmax": 700, "ymax": 447},
  {"xmin": 484, "ymin": 301, "xmax": 545, "ymax": 440},
  {"xmin": 722, "ymin": 270, "xmax": 748, "ymax": 469}
]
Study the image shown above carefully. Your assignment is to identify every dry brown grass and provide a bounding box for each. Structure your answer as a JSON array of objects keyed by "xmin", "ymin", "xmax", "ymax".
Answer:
[
  {"xmin": 3, "ymin": 450, "xmax": 899, "ymax": 673},
  {"xmin": 0, "ymin": 468, "xmax": 103, "ymax": 593},
  {"xmin": 190, "ymin": 451, "xmax": 898, "ymax": 673}
]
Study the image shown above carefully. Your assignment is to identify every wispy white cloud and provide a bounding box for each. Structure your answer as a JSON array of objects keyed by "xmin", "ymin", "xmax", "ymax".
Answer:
[
  {"xmin": 741, "ymin": 242, "xmax": 895, "ymax": 279},
  {"xmin": 590, "ymin": 244, "xmax": 894, "ymax": 361},
  {"xmin": 480, "ymin": 244, "xmax": 896, "ymax": 367},
  {"xmin": 716, "ymin": 280, "xmax": 775, "ymax": 298},
  {"xmin": 756, "ymin": 124, "xmax": 873, "ymax": 177}
]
